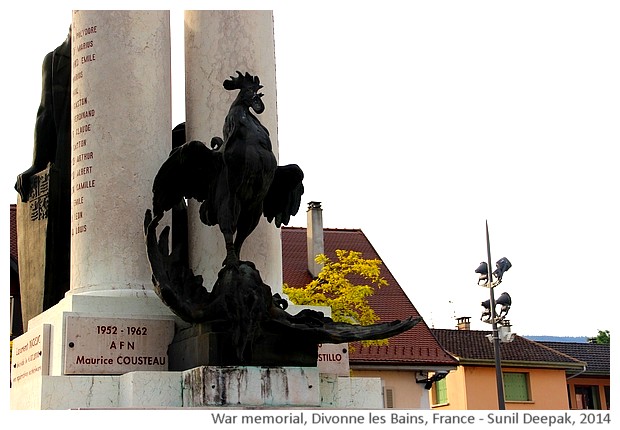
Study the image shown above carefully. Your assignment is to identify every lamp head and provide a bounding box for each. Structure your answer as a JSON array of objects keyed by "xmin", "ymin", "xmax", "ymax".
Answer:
[
  {"xmin": 476, "ymin": 261, "xmax": 489, "ymax": 284},
  {"xmin": 496, "ymin": 292, "xmax": 512, "ymax": 307},
  {"xmin": 493, "ymin": 257, "xmax": 512, "ymax": 282}
]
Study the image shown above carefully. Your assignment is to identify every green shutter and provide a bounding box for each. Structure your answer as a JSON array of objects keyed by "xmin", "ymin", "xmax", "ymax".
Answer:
[
  {"xmin": 503, "ymin": 372, "xmax": 529, "ymax": 401},
  {"xmin": 434, "ymin": 378, "xmax": 448, "ymax": 404}
]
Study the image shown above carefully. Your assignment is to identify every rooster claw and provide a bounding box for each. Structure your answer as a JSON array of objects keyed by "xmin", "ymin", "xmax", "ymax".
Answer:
[{"xmin": 222, "ymin": 251, "xmax": 240, "ymax": 268}]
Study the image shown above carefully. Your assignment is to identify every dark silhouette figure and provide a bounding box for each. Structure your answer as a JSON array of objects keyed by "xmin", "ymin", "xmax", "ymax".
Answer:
[
  {"xmin": 16, "ymin": 29, "xmax": 71, "ymax": 203},
  {"xmin": 15, "ymin": 29, "xmax": 72, "ymax": 316}
]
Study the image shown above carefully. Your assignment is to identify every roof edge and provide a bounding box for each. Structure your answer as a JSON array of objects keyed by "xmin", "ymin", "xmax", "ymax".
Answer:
[
  {"xmin": 457, "ymin": 358, "xmax": 586, "ymax": 371},
  {"xmin": 351, "ymin": 364, "xmax": 457, "ymax": 372}
]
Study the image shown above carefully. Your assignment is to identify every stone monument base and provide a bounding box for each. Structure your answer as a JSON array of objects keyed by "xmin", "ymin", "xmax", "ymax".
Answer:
[
  {"xmin": 11, "ymin": 366, "xmax": 320, "ymax": 409},
  {"xmin": 10, "ymin": 293, "xmax": 384, "ymax": 410},
  {"xmin": 10, "ymin": 365, "xmax": 383, "ymax": 409}
]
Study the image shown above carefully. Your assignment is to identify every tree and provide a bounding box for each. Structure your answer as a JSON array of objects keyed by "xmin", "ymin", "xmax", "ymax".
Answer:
[
  {"xmin": 283, "ymin": 249, "xmax": 388, "ymax": 346},
  {"xmin": 588, "ymin": 329, "xmax": 610, "ymax": 345}
]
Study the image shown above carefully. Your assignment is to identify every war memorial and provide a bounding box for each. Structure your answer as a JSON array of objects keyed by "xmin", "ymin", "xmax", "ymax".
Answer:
[{"xmin": 10, "ymin": 10, "xmax": 416, "ymax": 410}]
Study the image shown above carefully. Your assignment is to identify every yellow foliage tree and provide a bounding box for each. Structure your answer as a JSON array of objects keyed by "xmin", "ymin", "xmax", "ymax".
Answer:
[{"xmin": 283, "ymin": 249, "xmax": 388, "ymax": 346}]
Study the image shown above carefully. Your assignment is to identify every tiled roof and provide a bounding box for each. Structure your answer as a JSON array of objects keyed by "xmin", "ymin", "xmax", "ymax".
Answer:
[
  {"xmin": 431, "ymin": 328, "xmax": 585, "ymax": 370},
  {"xmin": 282, "ymin": 226, "xmax": 458, "ymax": 367},
  {"xmin": 10, "ymin": 204, "xmax": 17, "ymax": 264},
  {"xmin": 539, "ymin": 341, "xmax": 609, "ymax": 376}
]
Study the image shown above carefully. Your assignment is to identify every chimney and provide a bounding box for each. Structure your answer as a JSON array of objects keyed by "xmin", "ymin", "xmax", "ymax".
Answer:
[
  {"xmin": 307, "ymin": 201, "xmax": 324, "ymax": 277},
  {"xmin": 456, "ymin": 317, "xmax": 471, "ymax": 331}
]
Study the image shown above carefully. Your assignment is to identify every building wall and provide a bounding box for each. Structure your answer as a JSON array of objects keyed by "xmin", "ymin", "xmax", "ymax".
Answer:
[
  {"xmin": 434, "ymin": 366, "xmax": 468, "ymax": 409},
  {"xmin": 432, "ymin": 365, "xmax": 570, "ymax": 410},
  {"xmin": 352, "ymin": 369, "xmax": 430, "ymax": 409}
]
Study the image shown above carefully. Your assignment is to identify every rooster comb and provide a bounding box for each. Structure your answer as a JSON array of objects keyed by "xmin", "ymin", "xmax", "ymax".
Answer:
[{"xmin": 223, "ymin": 71, "xmax": 262, "ymax": 91}]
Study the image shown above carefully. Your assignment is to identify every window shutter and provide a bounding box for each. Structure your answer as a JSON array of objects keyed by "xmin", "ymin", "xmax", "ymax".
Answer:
[
  {"xmin": 503, "ymin": 372, "xmax": 529, "ymax": 401},
  {"xmin": 385, "ymin": 388, "xmax": 394, "ymax": 408},
  {"xmin": 434, "ymin": 378, "xmax": 448, "ymax": 404}
]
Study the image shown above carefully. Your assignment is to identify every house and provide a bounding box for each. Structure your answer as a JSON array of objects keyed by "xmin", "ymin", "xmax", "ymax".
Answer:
[
  {"xmin": 429, "ymin": 321, "xmax": 587, "ymax": 410},
  {"xmin": 281, "ymin": 202, "xmax": 459, "ymax": 409},
  {"xmin": 539, "ymin": 341, "xmax": 610, "ymax": 410}
]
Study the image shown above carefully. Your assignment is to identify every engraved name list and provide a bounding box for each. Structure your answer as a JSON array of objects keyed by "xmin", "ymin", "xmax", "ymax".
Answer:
[{"xmin": 71, "ymin": 23, "xmax": 97, "ymax": 237}]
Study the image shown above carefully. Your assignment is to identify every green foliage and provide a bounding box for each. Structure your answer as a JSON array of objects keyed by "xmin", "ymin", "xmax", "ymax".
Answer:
[
  {"xmin": 588, "ymin": 329, "xmax": 610, "ymax": 345},
  {"xmin": 283, "ymin": 249, "xmax": 388, "ymax": 346}
]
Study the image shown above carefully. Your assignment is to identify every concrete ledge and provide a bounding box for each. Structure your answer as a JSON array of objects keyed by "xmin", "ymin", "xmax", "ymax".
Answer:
[
  {"xmin": 320, "ymin": 374, "xmax": 383, "ymax": 408},
  {"xmin": 119, "ymin": 371, "xmax": 184, "ymax": 408},
  {"xmin": 182, "ymin": 366, "xmax": 320, "ymax": 407},
  {"xmin": 10, "ymin": 367, "xmax": 386, "ymax": 409}
]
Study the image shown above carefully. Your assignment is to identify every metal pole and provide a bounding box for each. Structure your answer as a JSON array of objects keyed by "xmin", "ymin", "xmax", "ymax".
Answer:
[{"xmin": 486, "ymin": 220, "xmax": 506, "ymax": 410}]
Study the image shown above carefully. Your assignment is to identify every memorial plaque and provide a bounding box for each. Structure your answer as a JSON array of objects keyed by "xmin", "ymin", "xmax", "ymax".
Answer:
[
  {"xmin": 64, "ymin": 316, "xmax": 175, "ymax": 374},
  {"xmin": 11, "ymin": 324, "xmax": 51, "ymax": 387},
  {"xmin": 317, "ymin": 343, "xmax": 350, "ymax": 376}
]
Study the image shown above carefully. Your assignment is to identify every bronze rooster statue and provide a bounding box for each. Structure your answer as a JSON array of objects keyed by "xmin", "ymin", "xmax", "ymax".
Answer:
[
  {"xmin": 152, "ymin": 71, "xmax": 304, "ymax": 267},
  {"xmin": 145, "ymin": 72, "xmax": 419, "ymax": 365}
]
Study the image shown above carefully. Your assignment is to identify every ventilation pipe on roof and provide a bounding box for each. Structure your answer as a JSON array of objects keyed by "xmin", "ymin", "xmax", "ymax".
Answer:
[{"xmin": 307, "ymin": 201, "xmax": 324, "ymax": 278}]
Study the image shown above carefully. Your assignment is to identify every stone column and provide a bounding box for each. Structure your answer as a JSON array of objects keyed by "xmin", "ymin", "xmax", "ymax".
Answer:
[
  {"xmin": 70, "ymin": 10, "xmax": 171, "ymax": 295},
  {"xmin": 184, "ymin": 10, "xmax": 283, "ymax": 291}
]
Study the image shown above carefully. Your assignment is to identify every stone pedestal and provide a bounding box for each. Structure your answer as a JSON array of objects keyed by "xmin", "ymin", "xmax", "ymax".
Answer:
[
  {"xmin": 10, "ymin": 354, "xmax": 377, "ymax": 409},
  {"xmin": 10, "ymin": 292, "xmax": 180, "ymax": 409},
  {"xmin": 319, "ymin": 375, "xmax": 384, "ymax": 409},
  {"xmin": 11, "ymin": 365, "xmax": 320, "ymax": 409},
  {"xmin": 183, "ymin": 367, "xmax": 319, "ymax": 407}
]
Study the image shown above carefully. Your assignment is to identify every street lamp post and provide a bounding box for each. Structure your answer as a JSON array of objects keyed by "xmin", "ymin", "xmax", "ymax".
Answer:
[
  {"xmin": 486, "ymin": 222, "xmax": 506, "ymax": 410},
  {"xmin": 475, "ymin": 220, "xmax": 513, "ymax": 410}
]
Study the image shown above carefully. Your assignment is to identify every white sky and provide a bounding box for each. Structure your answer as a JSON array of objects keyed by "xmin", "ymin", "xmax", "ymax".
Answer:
[{"xmin": 2, "ymin": 1, "xmax": 618, "ymax": 339}]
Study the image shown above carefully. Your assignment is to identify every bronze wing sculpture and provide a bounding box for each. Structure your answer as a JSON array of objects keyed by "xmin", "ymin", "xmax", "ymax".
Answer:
[{"xmin": 145, "ymin": 72, "xmax": 419, "ymax": 365}]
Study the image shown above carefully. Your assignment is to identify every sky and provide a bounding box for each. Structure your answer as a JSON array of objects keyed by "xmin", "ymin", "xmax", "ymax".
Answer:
[{"xmin": 2, "ymin": 1, "xmax": 619, "ymax": 339}]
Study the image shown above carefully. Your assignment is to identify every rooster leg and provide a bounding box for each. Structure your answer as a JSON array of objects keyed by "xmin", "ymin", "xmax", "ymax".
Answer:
[
  {"xmin": 223, "ymin": 249, "xmax": 239, "ymax": 267},
  {"xmin": 233, "ymin": 214, "xmax": 261, "ymax": 262},
  {"xmin": 221, "ymin": 230, "xmax": 240, "ymax": 267}
]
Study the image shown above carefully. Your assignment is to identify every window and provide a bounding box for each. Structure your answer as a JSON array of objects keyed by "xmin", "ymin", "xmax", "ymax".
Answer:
[
  {"xmin": 433, "ymin": 378, "xmax": 448, "ymax": 405},
  {"xmin": 575, "ymin": 385, "xmax": 601, "ymax": 409},
  {"xmin": 503, "ymin": 372, "xmax": 530, "ymax": 401},
  {"xmin": 604, "ymin": 386, "xmax": 610, "ymax": 410}
]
